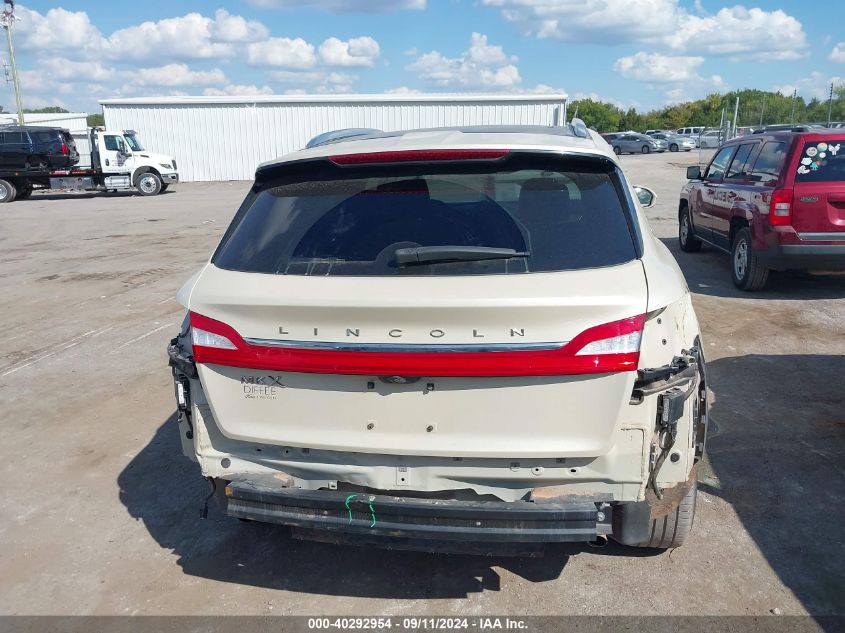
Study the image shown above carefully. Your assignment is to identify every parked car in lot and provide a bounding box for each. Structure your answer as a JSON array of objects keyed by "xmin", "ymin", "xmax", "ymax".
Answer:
[
  {"xmin": 169, "ymin": 122, "xmax": 707, "ymax": 554},
  {"xmin": 643, "ymin": 129, "xmax": 670, "ymax": 136},
  {"xmin": 676, "ymin": 126, "xmax": 705, "ymax": 139},
  {"xmin": 611, "ymin": 133, "xmax": 667, "ymax": 155},
  {"xmin": 649, "ymin": 132, "xmax": 696, "ymax": 152},
  {"xmin": 679, "ymin": 130, "xmax": 845, "ymax": 290},
  {"xmin": 0, "ymin": 125, "xmax": 79, "ymax": 170},
  {"xmin": 697, "ymin": 130, "xmax": 723, "ymax": 149}
]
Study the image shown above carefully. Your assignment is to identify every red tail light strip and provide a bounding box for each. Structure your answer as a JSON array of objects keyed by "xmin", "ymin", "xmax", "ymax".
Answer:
[
  {"xmin": 328, "ymin": 149, "xmax": 510, "ymax": 165},
  {"xmin": 189, "ymin": 312, "xmax": 644, "ymax": 377}
]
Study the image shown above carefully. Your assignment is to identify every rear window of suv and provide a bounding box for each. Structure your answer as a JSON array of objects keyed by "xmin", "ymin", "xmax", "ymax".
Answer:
[
  {"xmin": 213, "ymin": 154, "xmax": 639, "ymax": 276},
  {"xmin": 795, "ymin": 140, "xmax": 845, "ymax": 182}
]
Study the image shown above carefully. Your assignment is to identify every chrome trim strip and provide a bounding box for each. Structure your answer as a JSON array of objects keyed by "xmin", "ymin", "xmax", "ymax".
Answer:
[
  {"xmin": 242, "ymin": 337, "xmax": 566, "ymax": 353},
  {"xmin": 798, "ymin": 232, "xmax": 845, "ymax": 242}
]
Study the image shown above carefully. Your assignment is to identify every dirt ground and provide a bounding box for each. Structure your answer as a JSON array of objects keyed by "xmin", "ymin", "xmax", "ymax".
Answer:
[{"xmin": 0, "ymin": 150, "xmax": 843, "ymax": 618}]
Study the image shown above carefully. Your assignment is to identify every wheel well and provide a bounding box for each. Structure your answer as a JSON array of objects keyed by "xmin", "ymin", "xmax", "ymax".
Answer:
[
  {"xmin": 678, "ymin": 200, "xmax": 688, "ymax": 216},
  {"xmin": 729, "ymin": 217, "xmax": 748, "ymax": 245},
  {"xmin": 133, "ymin": 167, "xmax": 161, "ymax": 186}
]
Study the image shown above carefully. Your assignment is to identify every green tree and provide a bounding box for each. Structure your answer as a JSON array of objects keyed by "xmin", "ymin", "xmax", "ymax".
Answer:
[
  {"xmin": 22, "ymin": 106, "xmax": 70, "ymax": 113},
  {"xmin": 87, "ymin": 113, "xmax": 105, "ymax": 127}
]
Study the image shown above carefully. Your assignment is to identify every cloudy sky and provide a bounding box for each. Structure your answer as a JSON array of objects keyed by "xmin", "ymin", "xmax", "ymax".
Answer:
[{"xmin": 4, "ymin": 0, "xmax": 843, "ymax": 113}]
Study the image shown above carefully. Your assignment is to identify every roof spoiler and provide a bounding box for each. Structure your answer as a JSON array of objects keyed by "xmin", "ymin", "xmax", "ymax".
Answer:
[{"xmin": 305, "ymin": 128, "xmax": 382, "ymax": 149}]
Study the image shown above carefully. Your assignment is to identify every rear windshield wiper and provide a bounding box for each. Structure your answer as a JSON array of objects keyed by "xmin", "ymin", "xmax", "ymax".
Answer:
[{"xmin": 394, "ymin": 246, "xmax": 530, "ymax": 266}]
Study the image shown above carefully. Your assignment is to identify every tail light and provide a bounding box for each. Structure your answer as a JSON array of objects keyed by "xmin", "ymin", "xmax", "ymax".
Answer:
[
  {"xmin": 60, "ymin": 142, "xmax": 68, "ymax": 155},
  {"xmin": 769, "ymin": 189, "xmax": 792, "ymax": 225},
  {"xmin": 329, "ymin": 149, "xmax": 509, "ymax": 165},
  {"xmin": 188, "ymin": 312, "xmax": 644, "ymax": 377}
]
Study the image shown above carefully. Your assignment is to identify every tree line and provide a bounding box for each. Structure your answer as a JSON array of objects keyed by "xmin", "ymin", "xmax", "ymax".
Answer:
[{"xmin": 572, "ymin": 87, "xmax": 845, "ymax": 133}]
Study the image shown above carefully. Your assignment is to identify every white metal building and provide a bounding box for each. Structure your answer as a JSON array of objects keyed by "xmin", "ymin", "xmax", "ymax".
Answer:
[
  {"xmin": 1, "ymin": 112, "xmax": 93, "ymax": 167},
  {"xmin": 100, "ymin": 94, "xmax": 568, "ymax": 182}
]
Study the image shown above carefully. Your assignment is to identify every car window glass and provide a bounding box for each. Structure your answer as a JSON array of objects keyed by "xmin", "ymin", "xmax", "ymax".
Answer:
[
  {"xmin": 795, "ymin": 140, "xmax": 845, "ymax": 183},
  {"xmin": 104, "ymin": 135, "xmax": 123, "ymax": 151},
  {"xmin": 750, "ymin": 142, "xmax": 787, "ymax": 184},
  {"xmin": 4, "ymin": 132, "xmax": 23, "ymax": 143},
  {"xmin": 725, "ymin": 143, "xmax": 756, "ymax": 180},
  {"xmin": 705, "ymin": 146, "xmax": 735, "ymax": 181},
  {"xmin": 213, "ymin": 157, "xmax": 638, "ymax": 277}
]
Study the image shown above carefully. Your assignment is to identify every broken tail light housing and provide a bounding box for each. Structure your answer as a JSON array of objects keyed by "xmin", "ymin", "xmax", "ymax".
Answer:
[{"xmin": 188, "ymin": 312, "xmax": 644, "ymax": 377}]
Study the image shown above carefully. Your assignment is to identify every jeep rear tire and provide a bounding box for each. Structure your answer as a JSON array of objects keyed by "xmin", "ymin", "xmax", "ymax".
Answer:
[
  {"xmin": 731, "ymin": 227, "xmax": 769, "ymax": 291},
  {"xmin": 137, "ymin": 172, "xmax": 162, "ymax": 196},
  {"xmin": 679, "ymin": 207, "xmax": 702, "ymax": 252},
  {"xmin": 0, "ymin": 178, "xmax": 17, "ymax": 203}
]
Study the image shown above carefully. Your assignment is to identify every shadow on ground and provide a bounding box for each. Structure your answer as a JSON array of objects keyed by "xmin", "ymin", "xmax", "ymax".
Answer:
[
  {"xmin": 703, "ymin": 354, "xmax": 845, "ymax": 617},
  {"xmin": 661, "ymin": 237, "xmax": 845, "ymax": 301}
]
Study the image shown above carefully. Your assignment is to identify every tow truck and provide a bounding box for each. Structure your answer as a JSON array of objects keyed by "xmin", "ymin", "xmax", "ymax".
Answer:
[{"xmin": 0, "ymin": 128, "xmax": 179, "ymax": 202}]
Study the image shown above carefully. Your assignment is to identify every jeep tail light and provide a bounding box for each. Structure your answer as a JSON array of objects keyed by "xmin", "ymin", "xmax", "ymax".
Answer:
[
  {"xmin": 61, "ymin": 142, "xmax": 69, "ymax": 155},
  {"xmin": 769, "ymin": 189, "xmax": 792, "ymax": 225},
  {"xmin": 188, "ymin": 312, "xmax": 644, "ymax": 377}
]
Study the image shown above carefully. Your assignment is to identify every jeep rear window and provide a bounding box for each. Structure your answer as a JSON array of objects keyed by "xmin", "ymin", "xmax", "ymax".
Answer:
[
  {"xmin": 795, "ymin": 140, "xmax": 845, "ymax": 182},
  {"xmin": 213, "ymin": 155, "xmax": 639, "ymax": 276}
]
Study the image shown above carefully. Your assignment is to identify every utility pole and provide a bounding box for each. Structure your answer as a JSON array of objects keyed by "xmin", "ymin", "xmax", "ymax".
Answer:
[
  {"xmin": 829, "ymin": 82, "xmax": 835, "ymax": 127},
  {"xmin": 732, "ymin": 95, "xmax": 740, "ymax": 137},
  {"xmin": 0, "ymin": 1, "xmax": 22, "ymax": 124},
  {"xmin": 759, "ymin": 96, "xmax": 766, "ymax": 127},
  {"xmin": 790, "ymin": 89, "xmax": 797, "ymax": 124}
]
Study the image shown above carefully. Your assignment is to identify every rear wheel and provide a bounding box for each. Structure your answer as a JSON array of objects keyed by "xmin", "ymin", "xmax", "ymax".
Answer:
[
  {"xmin": 613, "ymin": 145, "xmax": 621, "ymax": 156},
  {"xmin": 731, "ymin": 227, "xmax": 769, "ymax": 291},
  {"xmin": 0, "ymin": 178, "xmax": 17, "ymax": 203},
  {"xmin": 137, "ymin": 172, "xmax": 162, "ymax": 196},
  {"xmin": 637, "ymin": 480, "xmax": 698, "ymax": 549},
  {"xmin": 641, "ymin": 145, "xmax": 650, "ymax": 154},
  {"xmin": 670, "ymin": 143, "xmax": 679, "ymax": 152},
  {"xmin": 679, "ymin": 207, "xmax": 702, "ymax": 252}
]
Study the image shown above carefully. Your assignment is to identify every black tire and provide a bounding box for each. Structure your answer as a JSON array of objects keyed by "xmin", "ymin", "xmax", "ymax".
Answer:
[
  {"xmin": 0, "ymin": 178, "xmax": 17, "ymax": 203},
  {"xmin": 136, "ymin": 172, "xmax": 162, "ymax": 196},
  {"xmin": 641, "ymin": 145, "xmax": 650, "ymax": 154},
  {"xmin": 679, "ymin": 207, "xmax": 702, "ymax": 252},
  {"xmin": 613, "ymin": 145, "xmax": 621, "ymax": 156},
  {"xmin": 731, "ymin": 227, "xmax": 769, "ymax": 291},
  {"xmin": 637, "ymin": 480, "xmax": 698, "ymax": 548},
  {"xmin": 15, "ymin": 184, "xmax": 32, "ymax": 200},
  {"xmin": 670, "ymin": 143, "xmax": 679, "ymax": 152},
  {"xmin": 160, "ymin": 183, "xmax": 169, "ymax": 193}
]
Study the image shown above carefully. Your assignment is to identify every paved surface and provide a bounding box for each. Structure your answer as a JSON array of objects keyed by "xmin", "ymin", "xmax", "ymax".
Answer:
[{"xmin": 1, "ymin": 151, "xmax": 843, "ymax": 617}]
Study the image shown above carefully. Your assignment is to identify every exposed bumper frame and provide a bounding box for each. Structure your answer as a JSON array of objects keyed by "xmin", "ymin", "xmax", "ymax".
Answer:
[{"xmin": 223, "ymin": 478, "xmax": 611, "ymax": 543}]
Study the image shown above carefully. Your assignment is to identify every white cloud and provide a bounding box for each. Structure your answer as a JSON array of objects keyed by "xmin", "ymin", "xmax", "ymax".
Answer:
[
  {"xmin": 211, "ymin": 9, "xmax": 270, "ymax": 42},
  {"xmin": 613, "ymin": 52, "xmax": 704, "ymax": 83},
  {"xmin": 15, "ymin": 6, "xmax": 106, "ymax": 57},
  {"xmin": 775, "ymin": 72, "xmax": 845, "ymax": 101},
  {"xmin": 319, "ymin": 37, "xmax": 381, "ymax": 67},
  {"xmin": 270, "ymin": 70, "xmax": 358, "ymax": 93},
  {"xmin": 247, "ymin": 37, "xmax": 317, "ymax": 68},
  {"xmin": 105, "ymin": 13, "xmax": 234, "ymax": 61},
  {"xmin": 385, "ymin": 86, "xmax": 424, "ymax": 94},
  {"xmin": 481, "ymin": 0, "xmax": 807, "ymax": 60},
  {"xmin": 407, "ymin": 33, "xmax": 522, "ymax": 88},
  {"xmin": 203, "ymin": 84, "xmax": 275, "ymax": 96},
  {"xmin": 831, "ymin": 43, "xmax": 845, "ymax": 63},
  {"xmin": 247, "ymin": 0, "xmax": 425, "ymax": 11},
  {"xmin": 129, "ymin": 64, "xmax": 227, "ymax": 87}
]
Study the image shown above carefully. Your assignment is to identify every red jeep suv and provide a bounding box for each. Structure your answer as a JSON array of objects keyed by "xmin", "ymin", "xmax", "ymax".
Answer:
[{"xmin": 679, "ymin": 131, "xmax": 845, "ymax": 290}]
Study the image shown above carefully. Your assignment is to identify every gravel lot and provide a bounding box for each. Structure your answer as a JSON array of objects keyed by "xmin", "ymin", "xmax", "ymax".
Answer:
[{"xmin": 1, "ymin": 150, "xmax": 843, "ymax": 618}]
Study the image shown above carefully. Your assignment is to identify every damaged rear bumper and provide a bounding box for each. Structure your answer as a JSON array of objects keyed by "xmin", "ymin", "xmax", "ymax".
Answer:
[{"xmin": 223, "ymin": 478, "xmax": 611, "ymax": 544}]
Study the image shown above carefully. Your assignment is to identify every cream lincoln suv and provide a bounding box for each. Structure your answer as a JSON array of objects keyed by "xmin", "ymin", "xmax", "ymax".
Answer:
[{"xmin": 168, "ymin": 122, "xmax": 707, "ymax": 554}]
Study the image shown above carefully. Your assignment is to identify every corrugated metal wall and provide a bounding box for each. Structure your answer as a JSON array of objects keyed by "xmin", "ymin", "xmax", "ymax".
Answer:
[{"xmin": 101, "ymin": 95, "xmax": 567, "ymax": 182}]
